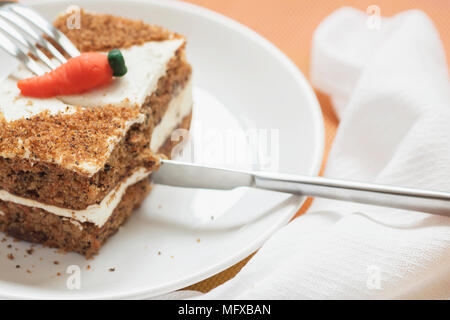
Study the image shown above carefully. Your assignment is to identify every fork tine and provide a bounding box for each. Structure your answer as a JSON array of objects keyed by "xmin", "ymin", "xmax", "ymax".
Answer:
[
  {"xmin": 9, "ymin": 4, "xmax": 80, "ymax": 58},
  {"xmin": 0, "ymin": 9, "xmax": 67, "ymax": 64},
  {"xmin": 0, "ymin": 32, "xmax": 44, "ymax": 76},
  {"xmin": 0, "ymin": 18, "xmax": 56, "ymax": 71}
]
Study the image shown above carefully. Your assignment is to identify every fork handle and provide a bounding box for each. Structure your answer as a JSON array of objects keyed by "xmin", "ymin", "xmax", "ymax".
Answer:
[{"xmin": 253, "ymin": 172, "xmax": 450, "ymax": 217}]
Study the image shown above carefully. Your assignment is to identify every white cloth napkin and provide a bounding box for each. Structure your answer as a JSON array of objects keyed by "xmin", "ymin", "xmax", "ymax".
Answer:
[{"xmin": 197, "ymin": 7, "xmax": 450, "ymax": 299}]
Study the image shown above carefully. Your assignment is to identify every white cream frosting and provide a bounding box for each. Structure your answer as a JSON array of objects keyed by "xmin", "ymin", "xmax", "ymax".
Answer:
[
  {"xmin": 151, "ymin": 79, "xmax": 193, "ymax": 152},
  {"xmin": 0, "ymin": 74, "xmax": 76, "ymax": 122},
  {"xmin": 0, "ymin": 168, "xmax": 152, "ymax": 227}
]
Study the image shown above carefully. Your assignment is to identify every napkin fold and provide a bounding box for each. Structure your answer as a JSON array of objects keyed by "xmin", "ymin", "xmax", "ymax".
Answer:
[{"xmin": 199, "ymin": 7, "xmax": 450, "ymax": 299}]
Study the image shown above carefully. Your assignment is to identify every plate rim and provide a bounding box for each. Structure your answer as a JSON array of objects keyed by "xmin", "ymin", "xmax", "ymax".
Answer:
[{"xmin": 4, "ymin": 0, "xmax": 325, "ymax": 299}]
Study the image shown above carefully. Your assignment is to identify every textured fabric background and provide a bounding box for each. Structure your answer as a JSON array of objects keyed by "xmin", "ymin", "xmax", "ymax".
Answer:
[{"xmin": 180, "ymin": 0, "xmax": 450, "ymax": 293}]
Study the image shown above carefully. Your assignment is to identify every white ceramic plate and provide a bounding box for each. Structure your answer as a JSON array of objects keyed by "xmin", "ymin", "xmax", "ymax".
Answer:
[{"xmin": 0, "ymin": 0, "xmax": 324, "ymax": 299}]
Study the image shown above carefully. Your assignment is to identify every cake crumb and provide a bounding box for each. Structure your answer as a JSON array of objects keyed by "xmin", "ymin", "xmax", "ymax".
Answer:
[
  {"xmin": 26, "ymin": 248, "xmax": 34, "ymax": 255},
  {"xmin": 55, "ymin": 248, "xmax": 68, "ymax": 255},
  {"xmin": 196, "ymin": 238, "xmax": 201, "ymax": 243},
  {"xmin": 27, "ymin": 269, "xmax": 32, "ymax": 274},
  {"xmin": 158, "ymin": 251, "xmax": 161, "ymax": 255},
  {"xmin": 56, "ymin": 272, "xmax": 61, "ymax": 276},
  {"xmin": 7, "ymin": 253, "xmax": 14, "ymax": 260},
  {"xmin": 7, "ymin": 244, "xmax": 11, "ymax": 248},
  {"xmin": 15, "ymin": 265, "xmax": 20, "ymax": 269},
  {"xmin": 109, "ymin": 268, "xmax": 115, "ymax": 272},
  {"xmin": 53, "ymin": 260, "xmax": 59, "ymax": 265},
  {"xmin": 86, "ymin": 265, "xmax": 91, "ymax": 270}
]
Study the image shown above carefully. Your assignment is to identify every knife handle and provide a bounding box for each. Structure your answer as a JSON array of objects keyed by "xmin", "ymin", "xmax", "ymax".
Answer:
[{"xmin": 253, "ymin": 172, "xmax": 450, "ymax": 217}]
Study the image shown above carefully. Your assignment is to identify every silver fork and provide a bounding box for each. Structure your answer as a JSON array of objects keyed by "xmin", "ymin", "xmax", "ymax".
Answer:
[{"xmin": 0, "ymin": 2, "xmax": 80, "ymax": 75}]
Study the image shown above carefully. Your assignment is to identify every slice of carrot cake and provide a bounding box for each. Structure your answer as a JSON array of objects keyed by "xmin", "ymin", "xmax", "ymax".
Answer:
[{"xmin": 0, "ymin": 8, "xmax": 193, "ymax": 258}]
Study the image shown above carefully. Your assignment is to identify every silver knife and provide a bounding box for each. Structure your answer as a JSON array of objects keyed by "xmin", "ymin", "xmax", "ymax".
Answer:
[{"xmin": 152, "ymin": 159, "xmax": 450, "ymax": 217}]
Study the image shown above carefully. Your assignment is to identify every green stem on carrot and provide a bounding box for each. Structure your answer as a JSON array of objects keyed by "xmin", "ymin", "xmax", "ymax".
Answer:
[{"xmin": 108, "ymin": 49, "xmax": 128, "ymax": 77}]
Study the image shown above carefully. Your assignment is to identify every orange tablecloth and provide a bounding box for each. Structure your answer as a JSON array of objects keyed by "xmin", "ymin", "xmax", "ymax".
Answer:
[{"xmin": 182, "ymin": 0, "xmax": 450, "ymax": 293}]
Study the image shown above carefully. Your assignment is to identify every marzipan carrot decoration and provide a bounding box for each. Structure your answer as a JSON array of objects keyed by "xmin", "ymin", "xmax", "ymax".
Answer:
[{"xmin": 18, "ymin": 49, "xmax": 127, "ymax": 98}]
